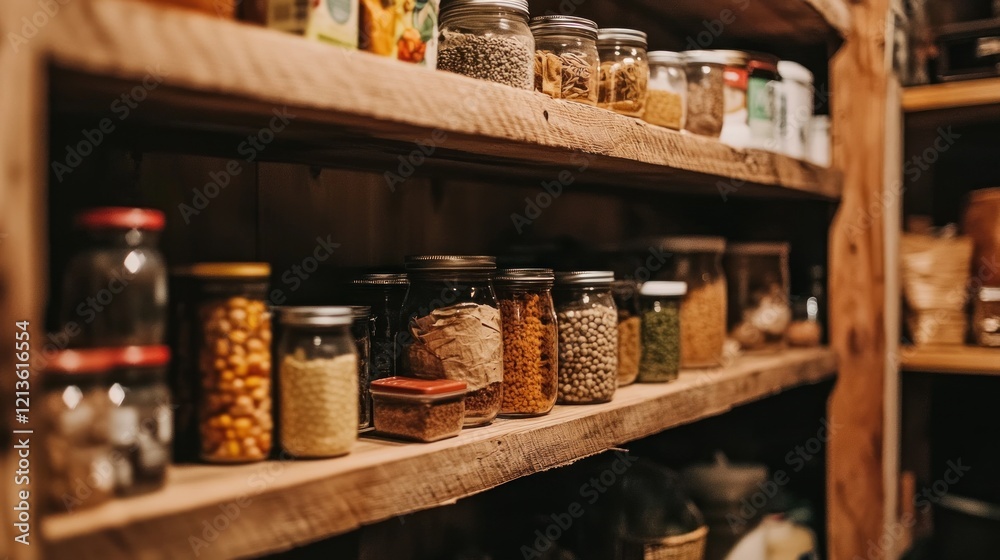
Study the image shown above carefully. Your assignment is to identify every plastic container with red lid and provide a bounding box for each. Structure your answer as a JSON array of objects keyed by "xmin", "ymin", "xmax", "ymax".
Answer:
[{"xmin": 370, "ymin": 377, "xmax": 467, "ymax": 442}]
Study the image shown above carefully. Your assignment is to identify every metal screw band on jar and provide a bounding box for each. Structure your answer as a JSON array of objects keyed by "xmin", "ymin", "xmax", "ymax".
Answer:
[
  {"xmin": 596, "ymin": 27, "xmax": 647, "ymax": 47},
  {"xmin": 440, "ymin": 0, "xmax": 529, "ymax": 19},
  {"xmin": 404, "ymin": 255, "xmax": 497, "ymax": 271},
  {"xmin": 554, "ymin": 270, "xmax": 615, "ymax": 286},
  {"xmin": 349, "ymin": 273, "xmax": 409, "ymax": 286},
  {"xmin": 495, "ymin": 267, "xmax": 555, "ymax": 286},
  {"xmin": 529, "ymin": 15, "xmax": 598, "ymax": 39}
]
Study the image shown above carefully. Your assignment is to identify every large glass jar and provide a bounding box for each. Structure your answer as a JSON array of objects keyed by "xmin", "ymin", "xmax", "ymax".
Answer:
[
  {"xmin": 638, "ymin": 281, "xmax": 686, "ymax": 382},
  {"xmin": 350, "ymin": 305, "xmax": 372, "ymax": 429},
  {"xmin": 530, "ymin": 15, "xmax": 599, "ymax": 105},
  {"xmin": 683, "ymin": 50, "xmax": 728, "ymax": 137},
  {"xmin": 60, "ymin": 207, "xmax": 168, "ymax": 347},
  {"xmin": 278, "ymin": 307, "xmax": 358, "ymax": 458},
  {"xmin": 437, "ymin": 0, "xmax": 534, "ymax": 89},
  {"xmin": 725, "ymin": 242, "xmax": 792, "ymax": 352},
  {"xmin": 660, "ymin": 237, "xmax": 727, "ymax": 368},
  {"xmin": 597, "ymin": 28, "xmax": 648, "ymax": 117},
  {"xmin": 554, "ymin": 271, "xmax": 618, "ymax": 404},
  {"xmin": 190, "ymin": 263, "xmax": 273, "ymax": 463},
  {"xmin": 644, "ymin": 51, "xmax": 686, "ymax": 130},
  {"xmin": 349, "ymin": 273, "xmax": 409, "ymax": 381},
  {"xmin": 973, "ymin": 287, "xmax": 1000, "ymax": 347},
  {"xmin": 398, "ymin": 255, "xmax": 502, "ymax": 426},
  {"xmin": 108, "ymin": 345, "xmax": 172, "ymax": 496},
  {"xmin": 495, "ymin": 268, "xmax": 558, "ymax": 417},
  {"xmin": 42, "ymin": 349, "xmax": 116, "ymax": 512},
  {"xmin": 611, "ymin": 279, "xmax": 641, "ymax": 386}
]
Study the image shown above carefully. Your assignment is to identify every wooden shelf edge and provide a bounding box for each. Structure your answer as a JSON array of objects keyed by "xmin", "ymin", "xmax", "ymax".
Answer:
[
  {"xmin": 899, "ymin": 345, "xmax": 1000, "ymax": 375},
  {"xmin": 902, "ymin": 78, "xmax": 1000, "ymax": 113},
  {"xmin": 43, "ymin": 347, "xmax": 836, "ymax": 559}
]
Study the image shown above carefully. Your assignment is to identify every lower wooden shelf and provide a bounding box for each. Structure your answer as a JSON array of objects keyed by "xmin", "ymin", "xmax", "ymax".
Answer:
[
  {"xmin": 899, "ymin": 345, "xmax": 1000, "ymax": 375},
  {"xmin": 43, "ymin": 347, "xmax": 836, "ymax": 559}
]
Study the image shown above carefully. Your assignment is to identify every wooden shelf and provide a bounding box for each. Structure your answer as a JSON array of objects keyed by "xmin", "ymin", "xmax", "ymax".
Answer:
[
  {"xmin": 43, "ymin": 347, "xmax": 836, "ymax": 560},
  {"xmin": 44, "ymin": 0, "xmax": 841, "ymax": 200},
  {"xmin": 903, "ymin": 78, "xmax": 1000, "ymax": 113},
  {"xmin": 900, "ymin": 345, "xmax": 1000, "ymax": 375}
]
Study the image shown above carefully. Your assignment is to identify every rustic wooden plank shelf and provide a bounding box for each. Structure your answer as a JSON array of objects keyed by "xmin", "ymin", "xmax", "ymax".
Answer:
[
  {"xmin": 899, "ymin": 345, "xmax": 1000, "ymax": 375},
  {"xmin": 903, "ymin": 78, "xmax": 1000, "ymax": 113},
  {"xmin": 43, "ymin": 347, "xmax": 836, "ymax": 560}
]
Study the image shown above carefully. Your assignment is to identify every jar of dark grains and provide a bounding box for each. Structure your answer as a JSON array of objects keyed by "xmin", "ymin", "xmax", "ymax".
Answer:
[
  {"xmin": 437, "ymin": 0, "xmax": 534, "ymax": 89},
  {"xmin": 637, "ymin": 282, "xmax": 686, "ymax": 382},
  {"xmin": 398, "ymin": 256, "xmax": 503, "ymax": 427},
  {"xmin": 60, "ymin": 207, "xmax": 167, "ymax": 347},
  {"xmin": 530, "ymin": 15, "xmax": 600, "ymax": 105},
  {"xmin": 495, "ymin": 268, "xmax": 558, "ymax": 417},
  {"xmin": 683, "ymin": 50, "xmax": 728, "ymax": 137},
  {"xmin": 611, "ymin": 279, "xmax": 641, "ymax": 386},
  {"xmin": 597, "ymin": 28, "xmax": 649, "ymax": 117},
  {"xmin": 350, "ymin": 305, "xmax": 373, "ymax": 429},
  {"xmin": 349, "ymin": 273, "xmax": 409, "ymax": 381},
  {"xmin": 554, "ymin": 271, "xmax": 618, "ymax": 404}
]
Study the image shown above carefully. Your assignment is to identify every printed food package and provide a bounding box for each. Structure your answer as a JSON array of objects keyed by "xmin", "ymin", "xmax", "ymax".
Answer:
[
  {"xmin": 359, "ymin": 0, "xmax": 438, "ymax": 66},
  {"xmin": 306, "ymin": 0, "xmax": 359, "ymax": 47}
]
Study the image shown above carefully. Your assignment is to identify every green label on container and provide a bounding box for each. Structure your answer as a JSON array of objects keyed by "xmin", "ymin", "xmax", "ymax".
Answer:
[{"xmin": 748, "ymin": 76, "xmax": 776, "ymax": 141}]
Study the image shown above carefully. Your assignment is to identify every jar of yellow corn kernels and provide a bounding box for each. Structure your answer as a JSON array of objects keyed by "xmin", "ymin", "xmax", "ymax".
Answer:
[{"xmin": 189, "ymin": 263, "xmax": 273, "ymax": 463}]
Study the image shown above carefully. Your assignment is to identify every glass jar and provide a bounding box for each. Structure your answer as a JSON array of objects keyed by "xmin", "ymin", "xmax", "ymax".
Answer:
[
  {"xmin": 42, "ymin": 349, "xmax": 116, "ymax": 512},
  {"xmin": 349, "ymin": 273, "xmax": 409, "ymax": 381},
  {"xmin": 597, "ymin": 28, "xmax": 648, "ymax": 117},
  {"xmin": 715, "ymin": 50, "xmax": 751, "ymax": 147},
  {"xmin": 554, "ymin": 271, "xmax": 618, "ymax": 404},
  {"xmin": 278, "ymin": 307, "xmax": 358, "ymax": 458},
  {"xmin": 60, "ymin": 207, "xmax": 168, "ymax": 347},
  {"xmin": 777, "ymin": 60, "xmax": 814, "ymax": 159},
  {"xmin": 370, "ymin": 377, "xmax": 467, "ymax": 442},
  {"xmin": 167, "ymin": 268, "xmax": 198, "ymax": 462},
  {"xmin": 350, "ymin": 305, "xmax": 372, "ymax": 429},
  {"xmin": 660, "ymin": 237, "xmax": 727, "ymax": 368},
  {"xmin": 437, "ymin": 0, "xmax": 534, "ymax": 89},
  {"xmin": 973, "ymin": 287, "xmax": 1000, "ymax": 347},
  {"xmin": 644, "ymin": 51, "xmax": 686, "ymax": 130},
  {"xmin": 530, "ymin": 15, "xmax": 599, "ymax": 105},
  {"xmin": 611, "ymin": 279, "xmax": 641, "ymax": 386},
  {"xmin": 683, "ymin": 50, "xmax": 728, "ymax": 137},
  {"xmin": 747, "ymin": 53, "xmax": 781, "ymax": 150},
  {"xmin": 108, "ymin": 345, "xmax": 172, "ymax": 496},
  {"xmin": 638, "ymin": 281, "xmax": 686, "ymax": 382},
  {"xmin": 495, "ymin": 268, "xmax": 558, "ymax": 417},
  {"xmin": 190, "ymin": 263, "xmax": 273, "ymax": 463},
  {"xmin": 398, "ymin": 255, "xmax": 502, "ymax": 426},
  {"xmin": 725, "ymin": 242, "xmax": 792, "ymax": 352}
]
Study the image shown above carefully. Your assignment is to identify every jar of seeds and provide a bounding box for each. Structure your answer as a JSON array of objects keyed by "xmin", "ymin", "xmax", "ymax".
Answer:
[
  {"xmin": 437, "ymin": 0, "xmax": 534, "ymax": 89},
  {"xmin": 683, "ymin": 50, "xmax": 728, "ymax": 137},
  {"xmin": 554, "ymin": 271, "xmax": 618, "ymax": 404},
  {"xmin": 611, "ymin": 279, "xmax": 641, "ymax": 386},
  {"xmin": 638, "ymin": 282, "xmax": 685, "ymax": 382},
  {"xmin": 644, "ymin": 51, "xmax": 686, "ymax": 130},
  {"xmin": 597, "ymin": 28, "xmax": 648, "ymax": 117},
  {"xmin": 530, "ymin": 15, "xmax": 600, "ymax": 105}
]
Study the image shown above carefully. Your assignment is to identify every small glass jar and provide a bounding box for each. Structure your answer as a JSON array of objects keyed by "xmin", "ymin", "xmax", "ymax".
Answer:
[
  {"xmin": 554, "ymin": 271, "xmax": 618, "ymax": 404},
  {"xmin": 659, "ymin": 237, "xmax": 727, "ymax": 368},
  {"xmin": 495, "ymin": 268, "xmax": 559, "ymax": 417},
  {"xmin": 597, "ymin": 28, "xmax": 648, "ymax": 117},
  {"xmin": 683, "ymin": 50, "xmax": 728, "ymax": 137},
  {"xmin": 644, "ymin": 51, "xmax": 687, "ymax": 130},
  {"xmin": 715, "ymin": 50, "xmax": 751, "ymax": 147},
  {"xmin": 350, "ymin": 305, "xmax": 372, "ymax": 429},
  {"xmin": 190, "ymin": 263, "xmax": 273, "ymax": 464},
  {"xmin": 611, "ymin": 279, "xmax": 641, "ymax": 386},
  {"xmin": 973, "ymin": 287, "xmax": 1000, "ymax": 347},
  {"xmin": 349, "ymin": 273, "xmax": 409, "ymax": 381},
  {"xmin": 398, "ymin": 255, "xmax": 502, "ymax": 426},
  {"xmin": 278, "ymin": 307, "xmax": 358, "ymax": 458},
  {"xmin": 370, "ymin": 377, "xmax": 467, "ymax": 442},
  {"xmin": 108, "ymin": 345, "xmax": 172, "ymax": 496},
  {"xmin": 530, "ymin": 15, "xmax": 600, "ymax": 105},
  {"xmin": 747, "ymin": 53, "xmax": 781, "ymax": 150},
  {"xmin": 60, "ymin": 207, "xmax": 168, "ymax": 347},
  {"xmin": 437, "ymin": 0, "xmax": 534, "ymax": 89},
  {"xmin": 42, "ymin": 349, "xmax": 116, "ymax": 512},
  {"xmin": 638, "ymin": 282, "xmax": 686, "ymax": 382},
  {"xmin": 725, "ymin": 242, "xmax": 792, "ymax": 352}
]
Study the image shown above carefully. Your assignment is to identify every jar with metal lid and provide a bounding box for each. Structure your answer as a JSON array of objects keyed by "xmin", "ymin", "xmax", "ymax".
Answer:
[
  {"xmin": 189, "ymin": 263, "xmax": 273, "ymax": 464},
  {"xmin": 108, "ymin": 345, "xmax": 172, "ymax": 496},
  {"xmin": 974, "ymin": 287, "xmax": 1000, "ymax": 347},
  {"xmin": 398, "ymin": 255, "xmax": 502, "ymax": 426},
  {"xmin": 530, "ymin": 15, "xmax": 600, "ymax": 105},
  {"xmin": 42, "ymin": 349, "xmax": 116, "ymax": 512},
  {"xmin": 349, "ymin": 273, "xmax": 409, "ymax": 381},
  {"xmin": 724, "ymin": 242, "xmax": 792, "ymax": 352},
  {"xmin": 747, "ymin": 53, "xmax": 781, "ymax": 150},
  {"xmin": 644, "ymin": 51, "xmax": 686, "ymax": 130},
  {"xmin": 657, "ymin": 237, "xmax": 727, "ymax": 368},
  {"xmin": 437, "ymin": 0, "xmax": 534, "ymax": 89},
  {"xmin": 683, "ymin": 50, "xmax": 728, "ymax": 137},
  {"xmin": 597, "ymin": 28, "xmax": 648, "ymax": 117},
  {"xmin": 714, "ymin": 50, "xmax": 751, "ymax": 147},
  {"xmin": 554, "ymin": 271, "xmax": 618, "ymax": 404},
  {"xmin": 60, "ymin": 207, "xmax": 168, "ymax": 347},
  {"xmin": 495, "ymin": 268, "xmax": 558, "ymax": 417},
  {"xmin": 776, "ymin": 60, "xmax": 814, "ymax": 159},
  {"xmin": 611, "ymin": 279, "xmax": 641, "ymax": 386},
  {"xmin": 349, "ymin": 305, "xmax": 372, "ymax": 429},
  {"xmin": 278, "ymin": 307, "xmax": 358, "ymax": 457},
  {"xmin": 638, "ymin": 281, "xmax": 686, "ymax": 382}
]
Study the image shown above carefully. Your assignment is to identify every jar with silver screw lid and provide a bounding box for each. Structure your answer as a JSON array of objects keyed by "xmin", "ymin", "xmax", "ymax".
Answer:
[
  {"xmin": 437, "ymin": 0, "xmax": 534, "ymax": 89},
  {"xmin": 530, "ymin": 15, "xmax": 600, "ymax": 105},
  {"xmin": 597, "ymin": 28, "xmax": 649, "ymax": 117}
]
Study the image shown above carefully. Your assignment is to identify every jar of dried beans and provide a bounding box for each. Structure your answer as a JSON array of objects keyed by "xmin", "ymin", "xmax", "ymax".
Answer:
[
  {"xmin": 190, "ymin": 263, "xmax": 273, "ymax": 463},
  {"xmin": 437, "ymin": 0, "xmax": 534, "ymax": 89},
  {"xmin": 398, "ymin": 255, "xmax": 503, "ymax": 426},
  {"xmin": 495, "ymin": 268, "xmax": 558, "ymax": 417},
  {"xmin": 638, "ymin": 282, "xmax": 685, "ymax": 382},
  {"xmin": 278, "ymin": 307, "xmax": 358, "ymax": 458},
  {"xmin": 683, "ymin": 50, "xmax": 728, "ymax": 137},
  {"xmin": 554, "ymin": 271, "xmax": 618, "ymax": 404},
  {"xmin": 644, "ymin": 51, "xmax": 686, "ymax": 130},
  {"xmin": 530, "ymin": 15, "xmax": 600, "ymax": 105},
  {"xmin": 611, "ymin": 279, "xmax": 641, "ymax": 386},
  {"xmin": 597, "ymin": 28, "xmax": 649, "ymax": 117},
  {"xmin": 658, "ymin": 237, "xmax": 727, "ymax": 368}
]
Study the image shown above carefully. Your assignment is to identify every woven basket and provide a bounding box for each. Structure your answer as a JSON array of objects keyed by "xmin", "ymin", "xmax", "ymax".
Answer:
[
  {"xmin": 620, "ymin": 526, "xmax": 708, "ymax": 560},
  {"xmin": 901, "ymin": 233, "xmax": 974, "ymax": 345},
  {"xmin": 907, "ymin": 309, "xmax": 968, "ymax": 346}
]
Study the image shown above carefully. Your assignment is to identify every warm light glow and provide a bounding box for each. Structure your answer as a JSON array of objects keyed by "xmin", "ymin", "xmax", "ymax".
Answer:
[
  {"xmin": 109, "ymin": 383, "xmax": 126, "ymax": 406},
  {"xmin": 123, "ymin": 250, "xmax": 145, "ymax": 274},
  {"xmin": 62, "ymin": 385, "xmax": 83, "ymax": 409}
]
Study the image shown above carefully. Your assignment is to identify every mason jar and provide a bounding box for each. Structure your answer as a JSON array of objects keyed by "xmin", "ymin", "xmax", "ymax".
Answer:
[
  {"xmin": 714, "ymin": 49, "xmax": 752, "ymax": 147},
  {"xmin": 597, "ymin": 28, "xmax": 648, "ymax": 117},
  {"xmin": 348, "ymin": 273, "xmax": 409, "ymax": 381},
  {"xmin": 398, "ymin": 255, "xmax": 502, "ymax": 426},
  {"xmin": 683, "ymin": 50, "xmax": 728, "ymax": 137},
  {"xmin": 530, "ymin": 15, "xmax": 600, "ymax": 105},
  {"xmin": 611, "ymin": 279, "xmax": 641, "ymax": 386},
  {"xmin": 658, "ymin": 237, "xmax": 727, "ymax": 368},
  {"xmin": 554, "ymin": 271, "xmax": 618, "ymax": 404},
  {"xmin": 724, "ymin": 242, "xmax": 792, "ymax": 352},
  {"xmin": 437, "ymin": 0, "xmax": 534, "ymax": 89},
  {"xmin": 644, "ymin": 51, "xmax": 686, "ymax": 130},
  {"xmin": 349, "ymin": 305, "xmax": 372, "ymax": 429},
  {"xmin": 637, "ymin": 282, "xmax": 686, "ymax": 382},
  {"xmin": 278, "ymin": 307, "xmax": 358, "ymax": 458},
  {"xmin": 495, "ymin": 268, "xmax": 558, "ymax": 417}
]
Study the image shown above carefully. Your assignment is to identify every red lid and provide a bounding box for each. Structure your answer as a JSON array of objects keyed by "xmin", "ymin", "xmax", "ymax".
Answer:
[
  {"xmin": 117, "ymin": 345, "xmax": 171, "ymax": 368},
  {"xmin": 75, "ymin": 207, "xmax": 166, "ymax": 232},
  {"xmin": 46, "ymin": 346, "xmax": 170, "ymax": 374},
  {"xmin": 370, "ymin": 376, "xmax": 467, "ymax": 395}
]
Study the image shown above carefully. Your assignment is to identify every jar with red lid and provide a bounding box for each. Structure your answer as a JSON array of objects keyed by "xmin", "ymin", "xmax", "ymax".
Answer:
[
  {"xmin": 60, "ymin": 207, "xmax": 168, "ymax": 348},
  {"xmin": 370, "ymin": 377, "xmax": 467, "ymax": 442}
]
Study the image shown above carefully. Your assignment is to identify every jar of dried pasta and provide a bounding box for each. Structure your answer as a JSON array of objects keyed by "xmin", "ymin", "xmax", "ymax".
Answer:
[
  {"xmin": 530, "ymin": 15, "xmax": 600, "ymax": 105},
  {"xmin": 597, "ymin": 28, "xmax": 649, "ymax": 117},
  {"xmin": 644, "ymin": 51, "xmax": 686, "ymax": 130},
  {"xmin": 683, "ymin": 50, "xmax": 728, "ymax": 137}
]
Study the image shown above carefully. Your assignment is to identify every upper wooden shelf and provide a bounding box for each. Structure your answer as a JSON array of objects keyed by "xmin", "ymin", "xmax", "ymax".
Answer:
[
  {"xmin": 900, "ymin": 345, "xmax": 1000, "ymax": 376},
  {"xmin": 903, "ymin": 78, "xmax": 1000, "ymax": 113},
  {"xmin": 42, "ymin": 0, "xmax": 841, "ymax": 199},
  {"xmin": 43, "ymin": 347, "xmax": 836, "ymax": 560}
]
